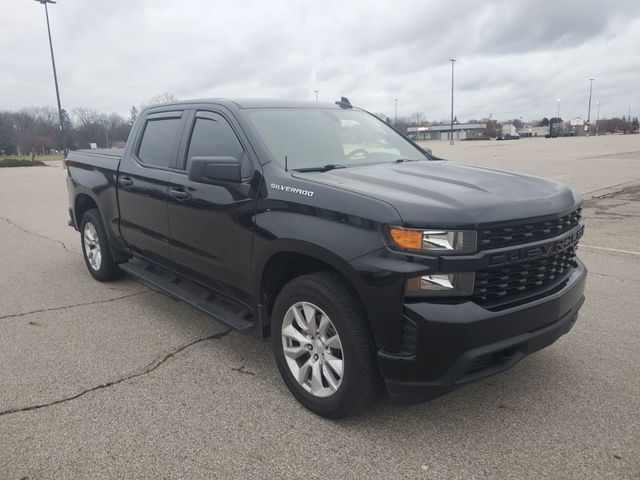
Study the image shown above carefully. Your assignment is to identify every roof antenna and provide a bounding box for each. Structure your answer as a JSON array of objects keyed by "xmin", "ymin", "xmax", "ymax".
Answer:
[
  {"xmin": 335, "ymin": 96, "xmax": 353, "ymax": 109},
  {"xmin": 284, "ymin": 155, "xmax": 288, "ymax": 172}
]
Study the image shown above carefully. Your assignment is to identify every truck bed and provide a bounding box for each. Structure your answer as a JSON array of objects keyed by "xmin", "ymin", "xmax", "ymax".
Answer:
[
  {"xmin": 75, "ymin": 148, "xmax": 125, "ymax": 158},
  {"xmin": 68, "ymin": 148, "xmax": 123, "ymax": 171}
]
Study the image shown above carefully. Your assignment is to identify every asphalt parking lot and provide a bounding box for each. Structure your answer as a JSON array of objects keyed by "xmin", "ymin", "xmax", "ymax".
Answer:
[{"xmin": 1, "ymin": 135, "xmax": 639, "ymax": 479}]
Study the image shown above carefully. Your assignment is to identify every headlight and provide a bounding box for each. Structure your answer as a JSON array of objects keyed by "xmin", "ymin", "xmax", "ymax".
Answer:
[
  {"xmin": 405, "ymin": 272, "xmax": 475, "ymax": 297},
  {"xmin": 388, "ymin": 227, "xmax": 477, "ymax": 254}
]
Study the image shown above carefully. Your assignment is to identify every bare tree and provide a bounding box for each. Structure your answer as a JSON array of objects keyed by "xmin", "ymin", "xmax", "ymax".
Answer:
[
  {"xmin": 129, "ymin": 106, "xmax": 138, "ymax": 125},
  {"xmin": 73, "ymin": 108, "xmax": 101, "ymax": 128},
  {"xmin": 482, "ymin": 119, "xmax": 498, "ymax": 138},
  {"xmin": 140, "ymin": 92, "xmax": 178, "ymax": 109},
  {"xmin": 1, "ymin": 106, "xmax": 133, "ymax": 155},
  {"xmin": 11, "ymin": 110, "xmax": 59, "ymax": 158}
]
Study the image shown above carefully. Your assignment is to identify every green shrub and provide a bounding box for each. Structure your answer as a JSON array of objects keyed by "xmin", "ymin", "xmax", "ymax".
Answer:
[{"xmin": 0, "ymin": 158, "xmax": 46, "ymax": 167}]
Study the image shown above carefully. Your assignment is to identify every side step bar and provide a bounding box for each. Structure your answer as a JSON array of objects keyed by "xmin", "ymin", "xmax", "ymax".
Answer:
[{"xmin": 120, "ymin": 259, "xmax": 255, "ymax": 333}]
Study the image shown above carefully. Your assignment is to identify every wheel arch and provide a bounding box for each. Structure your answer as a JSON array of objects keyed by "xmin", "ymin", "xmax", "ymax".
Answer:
[
  {"xmin": 72, "ymin": 188, "xmax": 130, "ymax": 263},
  {"xmin": 255, "ymin": 240, "xmax": 369, "ymax": 335},
  {"xmin": 74, "ymin": 192, "xmax": 99, "ymax": 228}
]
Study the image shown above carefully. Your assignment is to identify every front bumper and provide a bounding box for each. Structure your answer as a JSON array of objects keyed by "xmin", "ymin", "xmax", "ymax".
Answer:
[{"xmin": 378, "ymin": 260, "xmax": 587, "ymax": 403}]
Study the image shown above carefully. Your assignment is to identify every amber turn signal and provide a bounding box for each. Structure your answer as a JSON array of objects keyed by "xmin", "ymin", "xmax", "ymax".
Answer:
[{"xmin": 389, "ymin": 227, "xmax": 423, "ymax": 250}]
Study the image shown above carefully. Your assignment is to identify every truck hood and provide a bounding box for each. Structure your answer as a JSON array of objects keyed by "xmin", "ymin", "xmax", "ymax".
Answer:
[{"xmin": 295, "ymin": 160, "xmax": 580, "ymax": 227}]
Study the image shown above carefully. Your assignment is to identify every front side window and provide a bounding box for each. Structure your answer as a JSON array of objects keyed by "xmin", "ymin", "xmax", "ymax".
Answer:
[
  {"xmin": 137, "ymin": 117, "xmax": 183, "ymax": 168},
  {"xmin": 186, "ymin": 114, "xmax": 245, "ymax": 170},
  {"xmin": 244, "ymin": 108, "xmax": 428, "ymax": 171}
]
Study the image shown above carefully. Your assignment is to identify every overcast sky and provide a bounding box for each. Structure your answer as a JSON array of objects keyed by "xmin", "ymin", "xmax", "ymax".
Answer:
[{"xmin": 2, "ymin": 0, "xmax": 639, "ymax": 122}]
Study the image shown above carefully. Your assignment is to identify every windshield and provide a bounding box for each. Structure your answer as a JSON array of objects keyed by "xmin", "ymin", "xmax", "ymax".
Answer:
[{"xmin": 244, "ymin": 108, "xmax": 428, "ymax": 171}]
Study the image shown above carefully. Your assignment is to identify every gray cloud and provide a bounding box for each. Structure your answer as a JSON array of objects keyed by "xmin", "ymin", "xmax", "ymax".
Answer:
[{"xmin": 1, "ymin": 0, "xmax": 639, "ymax": 122}]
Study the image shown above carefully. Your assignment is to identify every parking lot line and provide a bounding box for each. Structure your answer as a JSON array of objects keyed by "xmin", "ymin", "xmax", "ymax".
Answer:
[{"xmin": 580, "ymin": 244, "xmax": 640, "ymax": 256}]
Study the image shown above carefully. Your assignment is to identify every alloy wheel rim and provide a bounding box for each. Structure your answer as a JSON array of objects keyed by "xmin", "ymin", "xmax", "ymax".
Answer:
[
  {"xmin": 281, "ymin": 301, "xmax": 344, "ymax": 398},
  {"xmin": 83, "ymin": 222, "xmax": 102, "ymax": 271}
]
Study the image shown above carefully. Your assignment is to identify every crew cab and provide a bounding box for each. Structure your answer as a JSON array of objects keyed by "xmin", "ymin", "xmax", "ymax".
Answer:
[{"xmin": 66, "ymin": 98, "xmax": 586, "ymax": 418}]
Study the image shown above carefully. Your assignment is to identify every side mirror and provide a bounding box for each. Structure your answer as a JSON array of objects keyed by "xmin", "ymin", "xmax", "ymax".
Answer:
[
  {"xmin": 188, "ymin": 156, "xmax": 242, "ymax": 185},
  {"xmin": 424, "ymin": 147, "xmax": 433, "ymax": 156}
]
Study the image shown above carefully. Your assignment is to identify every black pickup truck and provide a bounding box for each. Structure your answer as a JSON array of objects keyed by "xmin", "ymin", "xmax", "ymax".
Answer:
[{"xmin": 66, "ymin": 98, "xmax": 586, "ymax": 418}]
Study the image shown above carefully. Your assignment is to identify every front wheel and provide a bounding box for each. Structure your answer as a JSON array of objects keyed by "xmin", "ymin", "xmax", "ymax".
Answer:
[
  {"xmin": 80, "ymin": 209, "xmax": 123, "ymax": 282},
  {"xmin": 271, "ymin": 272, "xmax": 381, "ymax": 418}
]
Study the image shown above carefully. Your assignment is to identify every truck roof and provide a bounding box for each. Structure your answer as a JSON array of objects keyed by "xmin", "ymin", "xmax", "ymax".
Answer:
[{"xmin": 144, "ymin": 98, "xmax": 348, "ymax": 111}]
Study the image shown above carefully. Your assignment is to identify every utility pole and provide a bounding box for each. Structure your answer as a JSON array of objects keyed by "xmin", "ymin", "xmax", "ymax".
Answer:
[
  {"xmin": 449, "ymin": 59, "xmax": 456, "ymax": 145},
  {"xmin": 34, "ymin": 0, "xmax": 67, "ymax": 155},
  {"xmin": 314, "ymin": 90, "xmax": 319, "ymax": 102},
  {"xmin": 394, "ymin": 98, "xmax": 398, "ymax": 126}
]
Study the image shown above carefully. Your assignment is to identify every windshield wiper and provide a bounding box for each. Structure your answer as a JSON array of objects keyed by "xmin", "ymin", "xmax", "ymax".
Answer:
[
  {"xmin": 292, "ymin": 164, "xmax": 347, "ymax": 173},
  {"xmin": 394, "ymin": 158, "xmax": 421, "ymax": 163}
]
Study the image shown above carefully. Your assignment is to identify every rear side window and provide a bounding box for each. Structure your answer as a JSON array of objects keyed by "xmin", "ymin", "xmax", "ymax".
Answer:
[
  {"xmin": 137, "ymin": 117, "xmax": 183, "ymax": 168},
  {"xmin": 186, "ymin": 114, "xmax": 245, "ymax": 169}
]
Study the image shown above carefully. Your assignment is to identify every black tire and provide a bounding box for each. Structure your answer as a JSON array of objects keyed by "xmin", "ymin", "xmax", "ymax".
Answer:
[
  {"xmin": 271, "ymin": 271, "xmax": 381, "ymax": 418},
  {"xmin": 80, "ymin": 209, "xmax": 123, "ymax": 282}
]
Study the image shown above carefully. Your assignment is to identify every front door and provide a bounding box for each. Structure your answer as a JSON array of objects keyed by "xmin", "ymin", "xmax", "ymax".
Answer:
[
  {"xmin": 118, "ymin": 110, "xmax": 186, "ymax": 265},
  {"xmin": 167, "ymin": 110, "xmax": 258, "ymax": 303}
]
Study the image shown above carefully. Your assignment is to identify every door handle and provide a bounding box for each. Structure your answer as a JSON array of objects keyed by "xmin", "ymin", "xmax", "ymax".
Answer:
[
  {"xmin": 119, "ymin": 176, "xmax": 133, "ymax": 187},
  {"xmin": 169, "ymin": 188, "xmax": 190, "ymax": 201}
]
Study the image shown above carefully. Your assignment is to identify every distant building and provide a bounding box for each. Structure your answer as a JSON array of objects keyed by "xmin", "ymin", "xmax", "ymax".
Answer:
[
  {"xmin": 407, "ymin": 123, "xmax": 487, "ymax": 141},
  {"xmin": 569, "ymin": 117, "xmax": 587, "ymax": 136},
  {"xmin": 520, "ymin": 126, "xmax": 550, "ymax": 137}
]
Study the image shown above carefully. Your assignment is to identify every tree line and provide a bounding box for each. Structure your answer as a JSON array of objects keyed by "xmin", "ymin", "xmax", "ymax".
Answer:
[
  {"xmin": 0, "ymin": 93, "xmax": 177, "ymax": 158},
  {"xmin": 0, "ymin": 106, "xmax": 133, "ymax": 158},
  {"xmin": 2, "ymin": 95, "xmax": 637, "ymax": 158}
]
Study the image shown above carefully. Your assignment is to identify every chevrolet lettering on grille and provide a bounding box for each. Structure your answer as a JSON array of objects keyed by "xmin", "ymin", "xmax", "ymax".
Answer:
[{"xmin": 488, "ymin": 225, "xmax": 584, "ymax": 266}]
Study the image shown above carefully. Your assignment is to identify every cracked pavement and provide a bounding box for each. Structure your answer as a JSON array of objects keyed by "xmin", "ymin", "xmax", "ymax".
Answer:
[{"xmin": 1, "ymin": 136, "xmax": 640, "ymax": 479}]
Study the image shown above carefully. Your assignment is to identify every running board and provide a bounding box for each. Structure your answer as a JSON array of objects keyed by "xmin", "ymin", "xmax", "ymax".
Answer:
[{"xmin": 120, "ymin": 259, "xmax": 255, "ymax": 332}]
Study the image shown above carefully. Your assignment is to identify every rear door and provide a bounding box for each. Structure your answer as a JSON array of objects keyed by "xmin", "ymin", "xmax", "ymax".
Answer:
[
  {"xmin": 118, "ymin": 110, "xmax": 186, "ymax": 265},
  {"xmin": 166, "ymin": 109, "xmax": 258, "ymax": 303}
]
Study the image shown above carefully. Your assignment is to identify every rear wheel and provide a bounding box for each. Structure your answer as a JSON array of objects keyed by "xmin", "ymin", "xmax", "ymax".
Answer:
[
  {"xmin": 80, "ymin": 209, "xmax": 123, "ymax": 282},
  {"xmin": 271, "ymin": 272, "xmax": 381, "ymax": 418}
]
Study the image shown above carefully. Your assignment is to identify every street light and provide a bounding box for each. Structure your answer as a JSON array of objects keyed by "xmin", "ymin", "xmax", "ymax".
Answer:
[
  {"xmin": 556, "ymin": 98, "xmax": 561, "ymax": 119},
  {"xmin": 449, "ymin": 59, "xmax": 456, "ymax": 145},
  {"xmin": 587, "ymin": 78, "xmax": 594, "ymax": 134},
  {"xmin": 394, "ymin": 98, "xmax": 398, "ymax": 126},
  {"xmin": 596, "ymin": 102, "xmax": 600, "ymax": 135},
  {"xmin": 314, "ymin": 90, "xmax": 319, "ymax": 102},
  {"xmin": 34, "ymin": 0, "xmax": 67, "ymax": 155}
]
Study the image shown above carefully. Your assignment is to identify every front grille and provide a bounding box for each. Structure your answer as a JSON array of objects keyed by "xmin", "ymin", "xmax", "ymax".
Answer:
[
  {"xmin": 473, "ymin": 247, "xmax": 577, "ymax": 305},
  {"xmin": 478, "ymin": 207, "xmax": 582, "ymax": 251}
]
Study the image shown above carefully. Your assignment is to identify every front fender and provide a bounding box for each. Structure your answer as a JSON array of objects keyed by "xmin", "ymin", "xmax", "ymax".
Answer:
[{"xmin": 252, "ymin": 208, "xmax": 408, "ymax": 350}]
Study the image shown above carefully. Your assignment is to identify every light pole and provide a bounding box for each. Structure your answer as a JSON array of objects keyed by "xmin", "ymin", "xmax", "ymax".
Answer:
[
  {"xmin": 556, "ymin": 98, "xmax": 560, "ymax": 119},
  {"xmin": 586, "ymin": 79, "xmax": 594, "ymax": 134},
  {"xmin": 449, "ymin": 59, "xmax": 456, "ymax": 145},
  {"xmin": 34, "ymin": 0, "xmax": 67, "ymax": 155},
  {"xmin": 596, "ymin": 102, "xmax": 600, "ymax": 135},
  {"xmin": 394, "ymin": 98, "xmax": 398, "ymax": 126},
  {"xmin": 314, "ymin": 90, "xmax": 319, "ymax": 102}
]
